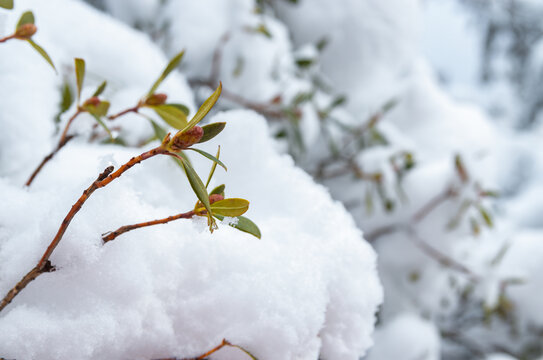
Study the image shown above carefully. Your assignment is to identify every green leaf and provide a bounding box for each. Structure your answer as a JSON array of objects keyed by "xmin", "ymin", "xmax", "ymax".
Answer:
[
  {"xmin": 84, "ymin": 100, "xmax": 110, "ymax": 117},
  {"xmin": 150, "ymin": 119, "xmax": 167, "ymax": 142},
  {"xmin": 210, "ymin": 198, "xmax": 249, "ymax": 217},
  {"xmin": 179, "ymin": 157, "xmax": 214, "ymax": 230},
  {"xmin": 330, "ymin": 95, "xmax": 347, "ymax": 109},
  {"xmin": 296, "ymin": 58, "xmax": 313, "ymax": 68},
  {"xmin": 59, "ymin": 82, "xmax": 73, "ymax": 114},
  {"xmin": 27, "ymin": 39, "xmax": 56, "ymax": 72},
  {"xmin": 199, "ymin": 122, "xmax": 226, "ymax": 143},
  {"xmin": 151, "ymin": 104, "xmax": 188, "ymax": 129},
  {"xmin": 181, "ymin": 83, "xmax": 222, "ymax": 132},
  {"xmin": 214, "ymin": 215, "xmax": 261, "ymax": 239},
  {"xmin": 187, "ymin": 148, "xmax": 227, "ymax": 171},
  {"xmin": 256, "ymin": 24, "xmax": 272, "ymax": 38},
  {"xmin": 167, "ymin": 103, "xmax": 190, "ymax": 116},
  {"xmin": 230, "ymin": 344, "xmax": 260, "ymax": 360},
  {"xmin": 95, "ymin": 101, "xmax": 110, "ymax": 116},
  {"xmin": 0, "ymin": 0, "xmax": 13, "ymax": 10},
  {"xmin": 92, "ymin": 80, "xmax": 107, "ymax": 97},
  {"xmin": 90, "ymin": 114, "xmax": 113, "ymax": 140},
  {"xmin": 16, "ymin": 11, "xmax": 34, "ymax": 29},
  {"xmin": 479, "ymin": 206, "xmax": 493, "ymax": 228},
  {"xmin": 74, "ymin": 58, "xmax": 85, "ymax": 102},
  {"xmin": 315, "ymin": 37, "xmax": 329, "ymax": 52},
  {"xmin": 205, "ymin": 146, "xmax": 220, "ymax": 188},
  {"xmin": 148, "ymin": 50, "xmax": 185, "ymax": 95},
  {"xmin": 209, "ymin": 184, "xmax": 225, "ymax": 196}
]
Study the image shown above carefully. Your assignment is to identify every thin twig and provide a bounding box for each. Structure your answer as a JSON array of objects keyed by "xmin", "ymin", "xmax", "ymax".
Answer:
[
  {"xmin": 25, "ymin": 135, "xmax": 75, "ymax": 187},
  {"xmin": 209, "ymin": 33, "xmax": 231, "ymax": 85},
  {"xmin": 151, "ymin": 339, "xmax": 230, "ymax": 360},
  {"xmin": 102, "ymin": 210, "xmax": 195, "ymax": 243},
  {"xmin": 0, "ymin": 34, "xmax": 16, "ymax": 43},
  {"xmin": 191, "ymin": 79, "xmax": 284, "ymax": 119},
  {"xmin": 365, "ymin": 185, "xmax": 458, "ymax": 242},
  {"xmin": 0, "ymin": 146, "xmax": 166, "ymax": 313},
  {"xmin": 407, "ymin": 230, "xmax": 479, "ymax": 281},
  {"xmin": 59, "ymin": 109, "xmax": 82, "ymax": 145},
  {"xmin": 108, "ymin": 104, "xmax": 141, "ymax": 120},
  {"xmin": 153, "ymin": 339, "xmax": 256, "ymax": 360},
  {"xmin": 412, "ymin": 186, "xmax": 458, "ymax": 223},
  {"xmin": 189, "ymin": 31, "xmax": 284, "ymax": 120},
  {"xmin": 26, "ymin": 109, "xmax": 83, "ymax": 186}
]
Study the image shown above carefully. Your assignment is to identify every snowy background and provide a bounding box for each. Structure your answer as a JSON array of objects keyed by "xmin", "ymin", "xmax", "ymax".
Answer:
[{"xmin": 0, "ymin": 0, "xmax": 542, "ymax": 359}]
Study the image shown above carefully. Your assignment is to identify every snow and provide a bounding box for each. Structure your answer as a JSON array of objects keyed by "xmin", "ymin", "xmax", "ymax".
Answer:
[
  {"xmin": 2, "ymin": 0, "xmax": 543, "ymax": 358},
  {"xmin": 0, "ymin": 2, "xmax": 381, "ymax": 359}
]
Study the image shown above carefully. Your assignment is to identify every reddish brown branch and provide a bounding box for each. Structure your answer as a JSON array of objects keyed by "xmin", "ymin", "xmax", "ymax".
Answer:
[
  {"xmin": 153, "ymin": 339, "xmax": 255, "ymax": 360},
  {"xmin": 25, "ymin": 135, "xmax": 75, "ymax": 186},
  {"xmin": 0, "ymin": 146, "xmax": 166, "ymax": 313},
  {"xmin": 59, "ymin": 109, "xmax": 82, "ymax": 145},
  {"xmin": 191, "ymin": 339, "xmax": 230, "ymax": 359},
  {"xmin": 103, "ymin": 210, "xmax": 195, "ymax": 243},
  {"xmin": 108, "ymin": 104, "xmax": 140, "ymax": 120},
  {"xmin": 0, "ymin": 34, "xmax": 16, "ymax": 43},
  {"xmin": 26, "ymin": 109, "xmax": 83, "ymax": 187}
]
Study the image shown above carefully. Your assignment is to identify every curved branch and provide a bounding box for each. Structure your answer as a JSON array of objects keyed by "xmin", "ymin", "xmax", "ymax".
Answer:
[
  {"xmin": 0, "ymin": 146, "xmax": 166, "ymax": 313},
  {"xmin": 102, "ymin": 210, "xmax": 195, "ymax": 243}
]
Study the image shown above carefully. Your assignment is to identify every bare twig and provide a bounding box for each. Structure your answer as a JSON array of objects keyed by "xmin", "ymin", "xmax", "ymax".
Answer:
[
  {"xmin": 102, "ymin": 210, "xmax": 195, "ymax": 243},
  {"xmin": 209, "ymin": 33, "xmax": 230, "ymax": 85},
  {"xmin": 0, "ymin": 34, "xmax": 16, "ymax": 43},
  {"xmin": 26, "ymin": 110, "xmax": 83, "ymax": 186},
  {"xmin": 365, "ymin": 185, "xmax": 458, "ymax": 242},
  {"xmin": 108, "ymin": 104, "xmax": 141, "ymax": 120},
  {"xmin": 189, "ymin": 31, "xmax": 284, "ymax": 120},
  {"xmin": 407, "ymin": 230, "xmax": 479, "ymax": 281},
  {"xmin": 58, "ymin": 109, "xmax": 82, "ymax": 145},
  {"xmin": 412, "ymin": 186, "xmax": 458, "ymax": 223},
  {"xmin": 153, "ymin": 339, "xmax": 255, "ymax": 360},
  {"xmin": 0, "ymin": 146, "xmax": 167, "ymax": 313},
  {"xmin": 25, "ymin": 135, "xmax": 75, "ymax": 187}
]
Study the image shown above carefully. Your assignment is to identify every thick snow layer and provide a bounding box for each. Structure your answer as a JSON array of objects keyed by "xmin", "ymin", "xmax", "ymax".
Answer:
[
  {"xmin": 0, "ymin": 112, "xmax": 382, "ymax": 360},
  {"xmin": 0, "ymin": 2, "xmax": 381, "ymax": 359}
]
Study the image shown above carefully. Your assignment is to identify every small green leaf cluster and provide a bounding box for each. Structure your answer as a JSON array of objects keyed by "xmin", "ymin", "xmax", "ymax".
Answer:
[
  {"xmin": 67, "ymin": 52, "xmax": 260, "ymax": 238},
  {"xmin": 0, "ymin": 0, "xmax": 13, "ymax": 9},
  {"xmin": 446, "ymin": 154, "xmax": 498, "ymax": 236},
  {"xmin": 72, "ymin": 58, "xmax": 113, "ymax": 138},
  {"xmin": 192, "ymin": 151, "xmax": 261, "ymax": 239},
  {"xmin": 1, "ymin": 10, "xmax": 56, "ymax": 71}
]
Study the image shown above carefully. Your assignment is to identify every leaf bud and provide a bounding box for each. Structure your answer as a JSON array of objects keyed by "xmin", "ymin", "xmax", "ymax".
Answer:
[
  {"xmin": 14, "ymin": 24, "xmax": 37, "ymax": 39},
  {"xmin": 83, "ymin": 96, "xmax": 101, "ymax": 107},
  {"xmin": 209, "ymin": 194, "xmax": 224, "ymax": 204},
  {"xmin": 145, "ymin": 93, "xmax": 168, "ymax": 106},
  {"xmin": 169, "ymin": 126, "xmax": 204, "ymax": 151}
]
